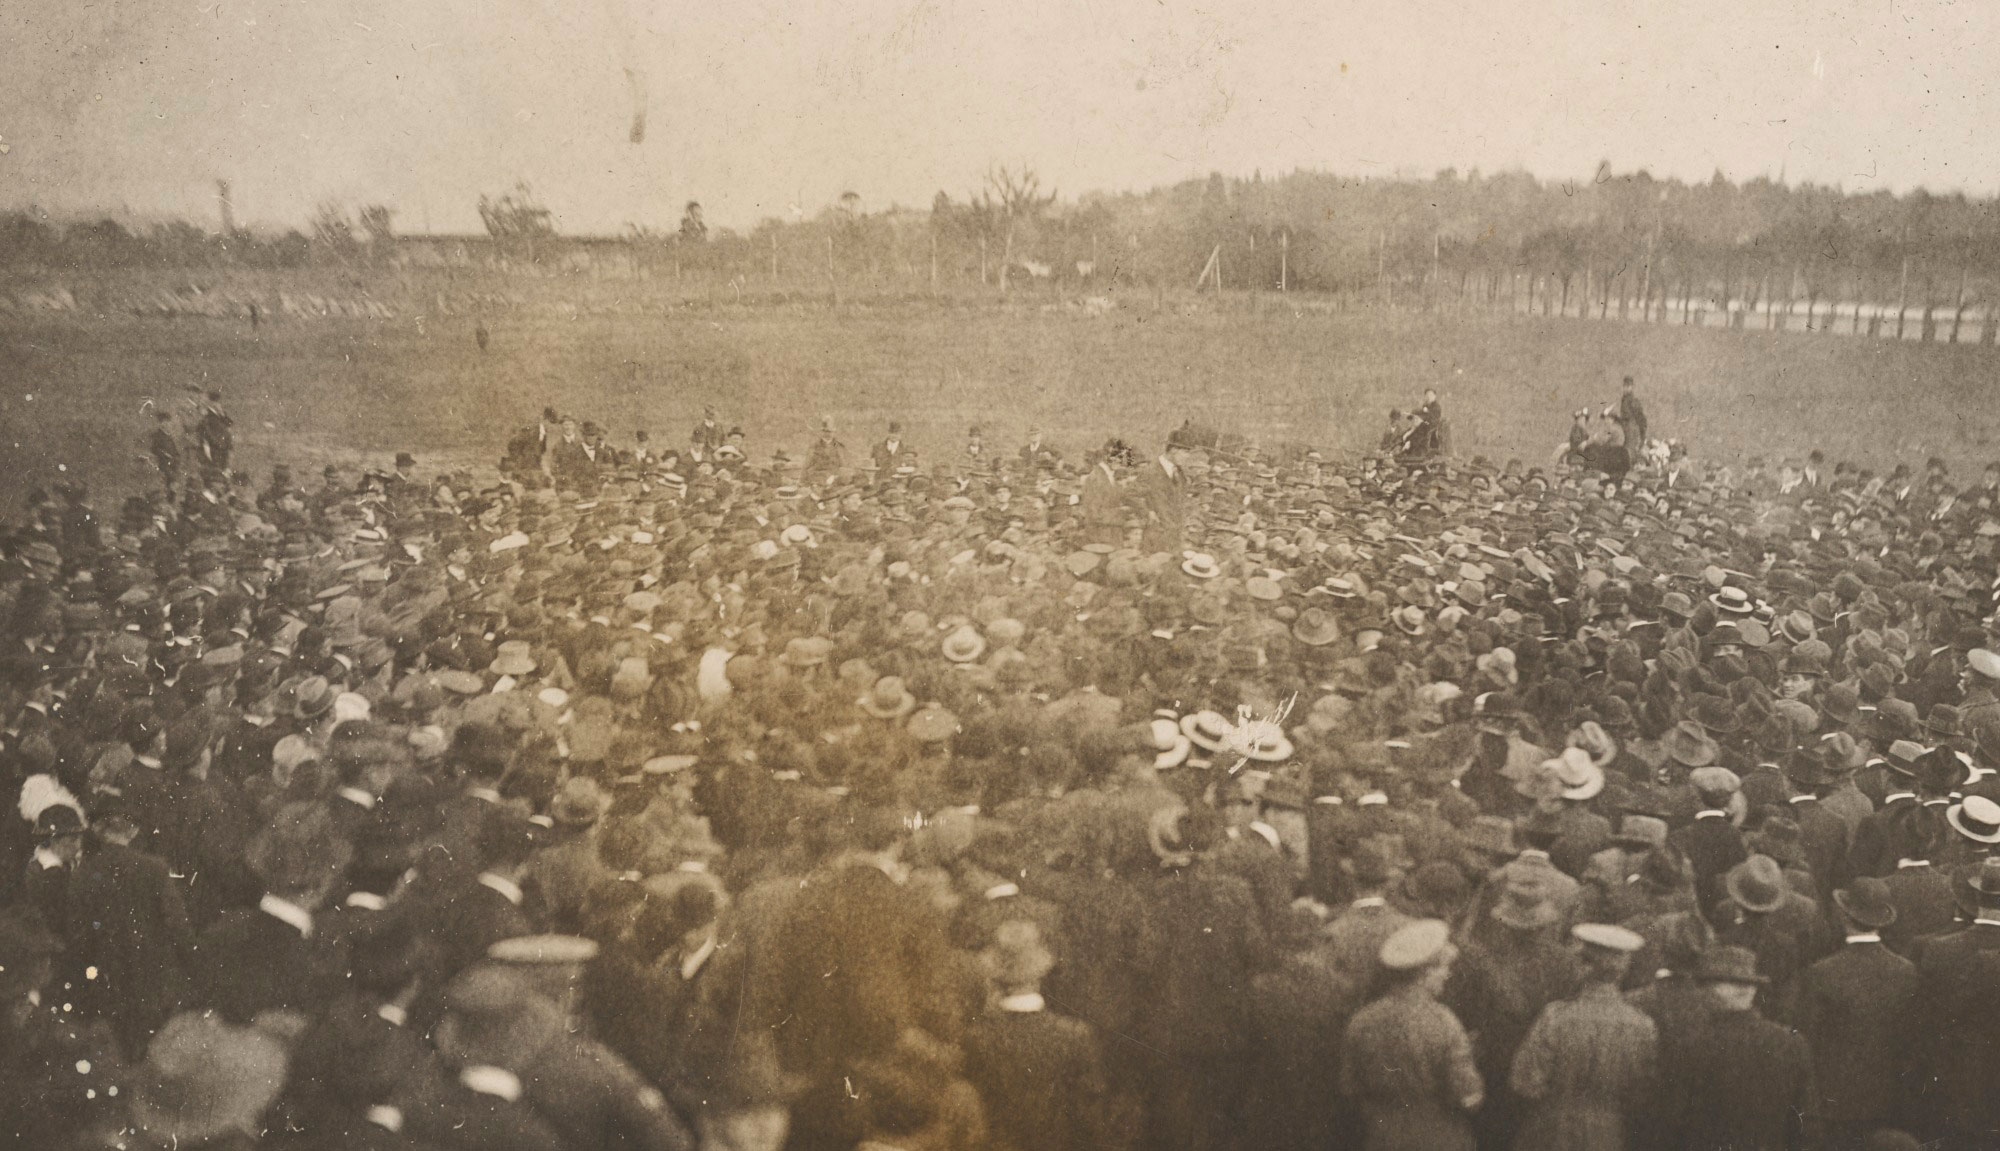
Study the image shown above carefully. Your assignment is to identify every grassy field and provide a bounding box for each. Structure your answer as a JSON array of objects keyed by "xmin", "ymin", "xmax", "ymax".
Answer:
[{"xmin": 2, "ymin": 293, "xmax": 1998, "ymax": 502}]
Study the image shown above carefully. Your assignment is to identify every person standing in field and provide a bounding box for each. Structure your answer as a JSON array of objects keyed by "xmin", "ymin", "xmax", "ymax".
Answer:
[
  {"xmin": 806, "ymin": 418, "xmax": 847, "ymax": 479},
  {"xmin": 501, "ymin": 407, "xmax": 558, "ymax": 486},
  {"xmin": 1618, "ymin": 377, "xmax": 1648, "ymax": 451},
  {"xmin": 1078, "ymin": 447, "xmax": 1125, "ymax": 547},
  {"xmin": 145, "ymin": 409, "xmax": 181, "ymax": 494},
  {"xmin": 1136, "ymin": 430, "xmax": 1192, "ymax": 554},
  {"xmin": 690, "ymin": 406, "xmax": 724, "ymax": 463},
  {"xmin": 196, "ymin": 389, "xmax": 234, "ymax": 475},
  {"xmin": 871, "ymin": 421, "xmax": 911, "ymax": 472},
  {"xmin": 1379, "ymin": 410, "xmax": 1406, "ymax": 456},
  {"xmin": 1418, "ymin": 389, "xmax": 1447, "ymax": 457}
]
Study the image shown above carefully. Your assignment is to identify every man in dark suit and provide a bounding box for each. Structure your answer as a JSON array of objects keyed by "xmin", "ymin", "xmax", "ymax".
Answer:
[
  {"xmin": 1881, "ymin": 849, "xmax": 1958, "ymax": 958},
  {"xmin": 1848, "ymin": 757, "xmax": 1928, "ymax": 878},
  {"xmin": 1670, "ymin": 767, "xmax": 1749, "ymax": 908},
  {"xmin": 1908, "ymin": 858, "xmax": 2000, "ymax": 1147},
  {"xmin": 194, "ymin": 801, "xmax": 351, "ymax": 1027},
  {"xmin": 546, "ymin": 416, "xmax": 598, "ymax": 494},
  {"xmin": 870, "ymin": 421, "xmax": 912, "ymax": 472},
  {"xmin": 1785, "ymin": 753, "xmax": 1855, "ymax": 907},
  {"xmin": 1794, "ymin": 878, "xmax": 1919, "ymax": 1149},
  {"xmin": 22, "ymin": 802, "xmax": 195, "ymax": 1057},
  {"xmin": 1131, "ymin": 818, "xmax": 1270, "ymax": 1151},
  {"xmin": 1018, "ymin": 427, "xmax": 1059, "ymax": 470},
  {"xmin": 1681, "ymin": 945, "xmax": 1813, "ymax": 1151},
  {"xmin": 413, "ymin": 812, "xmax": 541, "ymax": 992},
  {"xmin": 753, "ymin": 819, "xmax": 961, "ymax": 1103},
  {"xmin": 435, "ymin": 967, "xmax": 684, "ymax": 1151},
  {"xmin": 1136, "ymin": 431, "xmax": 1193, "ymax": 554},
  {"xmin": 961, "ymin": 920, "xmax": 1114, "ymax": 1151},
  {"xmin": 1618, "ymin": 376, "xmax": 1648, "ymax": 448}
]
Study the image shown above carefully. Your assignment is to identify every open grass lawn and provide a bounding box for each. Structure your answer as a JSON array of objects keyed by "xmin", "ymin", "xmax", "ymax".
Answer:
[{"xmin": 2, "ymin": 297, "xmax": 1997, "ymax": 501}]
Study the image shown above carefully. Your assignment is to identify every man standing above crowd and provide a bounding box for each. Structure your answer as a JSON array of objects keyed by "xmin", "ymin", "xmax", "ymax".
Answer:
[
  {"xmin": 872, "ymin": 421, "xmax": 912, "ymax": 472},
  {"xmin": 806, "ymin": 419, "xmax": 846, "ymax": 480},
  {"xmin": 690, "ymin": 406, "xmax": 724, "ymax": 463},
  {"xmin": 1619, "ymin": 376, "xmax": 1648, "ymax": 450},
  {"xmin": 1020, "ymin": 428, "xmax": 1059, "ymax": 470},
  {"xmin": 1137, "ymin": 429, "xmax": 1192, "ymax": 553}
]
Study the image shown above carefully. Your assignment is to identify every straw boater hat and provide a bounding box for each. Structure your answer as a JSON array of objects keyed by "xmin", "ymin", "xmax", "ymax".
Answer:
[
  {"xmin": 1946, "ymin": 794, "xmax": 2000, "ymax": 845},
  {"xmin": 1180, "ymin": 710, "xmax": 1234, "ymax": 753},
  {"xmin": 1181, "ymin": 552, "xmax": 1222, "ymax": 579}
]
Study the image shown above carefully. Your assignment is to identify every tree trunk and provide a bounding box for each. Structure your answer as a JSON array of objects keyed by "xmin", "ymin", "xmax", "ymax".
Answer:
[
  {"xmin": 1952, "ymin": 265, "xmax": 1968, "ymax": 343},
  {"xmin": 1895, "ymin": 256, "xmax": 1909, "ymax": 340},
  {"xmin": 1000, "ymin": 222, "xmax": 1013, "ymax": 294}
]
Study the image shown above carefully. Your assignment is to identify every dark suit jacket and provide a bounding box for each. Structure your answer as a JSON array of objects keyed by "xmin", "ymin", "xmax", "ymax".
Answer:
[
  {"xmin": 407, "ymin": 1075, "xmax": 565, "ymax": 1151},
  {"xmin": 1795, "ymin": 941, "xmax": 1918, "ymax": 1124},
  {"xmin": 1681, "ymin": 1008, "xmax": 1812, "ymax": 1151},
  {"xmin": 1132, "ymin": 863, "xmax": 1269, "ymax": 1060},
  {"xmin": 760, "ymin": 860, "xmax": 961, "ymax": 1079},
  {"xmin": 420, "ymin": 873, "xmax": 538, "ymax": 987},
  {"xmin": 517, "ymin": 1031, "xmax": 691, "ymax": 1151},
  {"xmin": 1910, "ymin": 921, "xmax": 2000, "ymax": 1136},
  {"xmin": 195, "ymin": 901, "xmax": 346, "ymax": 1024},
  {"xmin": 1669, "ymin": 816, "xmax": 1747, "ymax": 906},
  {"xmin": 963, "ymin": 1006, "xmax": 1113, "ymax": 1151},
  {"xmin": 1848, "ymin": 797, "xmax": 1931, "ymax": 878},
  {"xmin": 1790, "ymin": 798, "xmax": 1851, "ymax": 905},
  {"xmin": 27, "ymin": 841, "xmax": 195, "ymax": 1047}
]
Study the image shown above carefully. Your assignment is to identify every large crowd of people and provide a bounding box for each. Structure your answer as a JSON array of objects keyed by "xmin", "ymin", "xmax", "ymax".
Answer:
[{"xmin": 3, "ymin": 378, "xmax": 2000, "ymax": 1151}]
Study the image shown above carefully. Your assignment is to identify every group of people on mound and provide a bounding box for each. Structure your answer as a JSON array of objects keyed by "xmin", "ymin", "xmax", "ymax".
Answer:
[{"xmin": 4, "ymin": 381, "xmax": 2000, "ymax": 1151}]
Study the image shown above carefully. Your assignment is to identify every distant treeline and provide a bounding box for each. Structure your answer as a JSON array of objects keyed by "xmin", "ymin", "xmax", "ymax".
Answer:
[{"xmin": 8, "ymin": 165, "xmax": 2000, "ymax": 315}]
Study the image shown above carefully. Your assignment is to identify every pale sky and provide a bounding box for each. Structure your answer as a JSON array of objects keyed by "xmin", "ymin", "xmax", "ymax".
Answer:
[{"xmin": 3, "ymin": 0, "xmax": 1997, "ymax": 234}]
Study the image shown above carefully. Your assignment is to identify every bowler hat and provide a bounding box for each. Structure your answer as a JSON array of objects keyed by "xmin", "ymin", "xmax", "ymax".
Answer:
[
  {"xmin": 1832, "ymin": 877, "xmax": 1899, "ymax": 928},
  {"xmin": 1970, "ymin": 857, "xmax": 2000, "ymax": 897}
]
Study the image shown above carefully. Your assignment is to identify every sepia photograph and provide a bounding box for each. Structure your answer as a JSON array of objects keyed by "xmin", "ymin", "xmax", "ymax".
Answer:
[{"xmin": 5, "ymin": 1, "xmax": 2000, "ymax": 1148}]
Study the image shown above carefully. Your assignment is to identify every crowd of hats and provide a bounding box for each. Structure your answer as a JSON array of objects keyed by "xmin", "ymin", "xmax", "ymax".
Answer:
[{"xmin": 4, "ymin": 403, "xmax": 2000, "ymax": 1150}]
